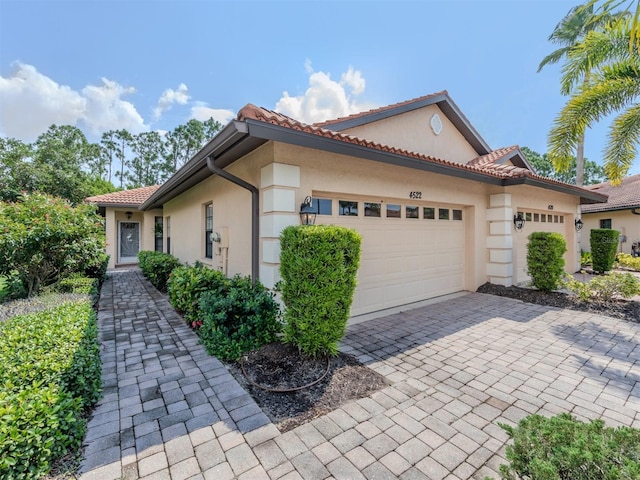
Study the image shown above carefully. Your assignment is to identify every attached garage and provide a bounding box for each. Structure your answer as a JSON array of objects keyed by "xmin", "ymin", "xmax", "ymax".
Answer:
[{"xmin": 316, "ymin": 194, "xmax": 467, "ymax": 317}]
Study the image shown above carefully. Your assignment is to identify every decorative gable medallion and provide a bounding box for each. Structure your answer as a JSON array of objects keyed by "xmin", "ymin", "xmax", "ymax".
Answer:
[{"xmin": 430, "ymin": 114, "xmax": 443, "ymax": 135}]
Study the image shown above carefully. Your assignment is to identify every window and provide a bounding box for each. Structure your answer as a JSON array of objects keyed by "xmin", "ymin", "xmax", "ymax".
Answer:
[
  {"xmin": 554, "ymin": 215, "xmax": 559, "ymax": 223},
  {"xmin": 386, "ymin": 204, "xmax": 401, "ymax": 218},
  {"xmin": 452, "ymin": 209, "xmax": 463, "ymax": 221},
  {"xmin": 406, "ymin": 205, "xmax": 419, "ymax": 219},
  {"xmin": 534, "ymin": 213, "xmax": 539, "ymax": 222},
  {"xmin": 339, "ymin": 200, "xmax": 358, "ymax": 216},
  {"xmin": 600, "ymin": 219, "xmax": 612, "ymax": 229},
  {"xmin": 560, "ymin": 216, "xmax": 564, "ymax": 224},
  {"xmin": 205, "ymin": 203, "xmax": 213, "ymax": 259},
  {"xmin": 154, "ymin": 216, "xmax": 163, "ymax": 252},
  {"xmin": 439, "ymin": 208, "xmax": 449, "ymax": 220},
  {"xmin": 525, "ymin": 212, "xmax": 532, "ymax": 222},
  {"xmin": 541, "ymin": 214, "xmax": 546, "ymax": 223},
  {"xmin": 312, "ymin": 198, "xmax": 332, "ymax": 215},
  {"xmin": 364, "ymin": 202, "xmax": 381, "ymax": 217},
  {"xmin": 548, "ymin": 214, "xmax": 553, "ymax": 223},
  {"xmin": 423, "ymin": 207, "xmax": 435, "ymax": 220},
  {"xmin": 166, "ymin": 217, "xmax": 171, "ymax": 254}
]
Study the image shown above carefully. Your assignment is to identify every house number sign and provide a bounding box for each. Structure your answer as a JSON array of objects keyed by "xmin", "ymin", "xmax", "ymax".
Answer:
[{"xmin": 409, "ymin": 191, "xmax": 422, "ymax": 199}]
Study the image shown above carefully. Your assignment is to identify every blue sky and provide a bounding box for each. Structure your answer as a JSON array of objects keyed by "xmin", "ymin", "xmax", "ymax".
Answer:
[{"xmin": 1, "ymin": 0, "xmax": 638, "ymax": 176}]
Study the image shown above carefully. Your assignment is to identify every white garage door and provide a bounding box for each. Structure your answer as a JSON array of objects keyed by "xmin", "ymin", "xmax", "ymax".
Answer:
[
  {"xmin": 514, "ymin": 210, "xmax": 570, "ymax": 284},
  {"xmin": 315, "ymin": 196, "xmax": 467, "ymax": 318}
]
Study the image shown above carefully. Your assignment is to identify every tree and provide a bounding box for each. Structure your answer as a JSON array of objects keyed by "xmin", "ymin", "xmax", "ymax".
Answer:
[
  {"xmin": 548, "ymin": 17, "xmax": 640, "ymax": 185},
  {"xmin": 0, "ymin": 137, "xmax": 35, "ymax": 202},
  {"xmin": 164, "ymin": 118, "xmax": 222, "ymax": 174},
  {"xmin": 539, "ymin": 2, "xmax": 625, "ymax": 186},
  {"xmin": 521, "ymin": 146, "xmax": 605, "ymax": 184},
  {"xmin": 126, "ymin": 131, "xmax": 166, "ymax": 188},
  {"xmin": 113, "ymin": 129, "xmax": 133, "ymax": 189},
  {"xmin": 99, "ymin": 130, "xmax": 118, "ymax": 183}
]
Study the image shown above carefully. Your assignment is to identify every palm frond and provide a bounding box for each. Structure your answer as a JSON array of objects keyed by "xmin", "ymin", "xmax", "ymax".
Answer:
[
  {"xmin": 538, "ymin": 47, "xmax": 572, "ymax": 72},
  {"xmin": 603, "ymin": 102, "xmax": 640, "ymax": 184}
]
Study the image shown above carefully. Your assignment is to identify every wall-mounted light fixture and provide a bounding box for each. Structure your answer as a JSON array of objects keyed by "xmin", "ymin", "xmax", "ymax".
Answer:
[
  {"xmin": 513, "ymin": 213, "xmax": 525, "ymax": 231},
  {"xmin": 299, "ymin": 196, "xmax": 317, "ymax": 226},
  {"xmin": 125, "ymin": 211, "xmax": 133, "ymax": 220},
  {"xmin": 575, "ymin": 218, "xmax": 583, "ymax": 231}
]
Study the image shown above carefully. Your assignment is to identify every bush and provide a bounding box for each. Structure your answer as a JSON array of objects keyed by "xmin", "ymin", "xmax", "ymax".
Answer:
[
  {"xmin": 497, "ymin": 413, "xmax": 640, "ymax": 480},
  {"xmin": 527, "ymin": 232, "xmax": 567, "ymax": 292},
  {"xmin": 167, "ymin": 263, "xmax": 228, "ymax": 325},
  {"xmin": 198, "ymin": 275, "xmax": 281, "ymax": 361},
  {"xmin": 84, "ymin": 252, "xmax": 109, "ymax": 287},
  {"xmin": 279, "ymin": 225, "xmax": 361, "ymax": 357},
  {"xmin": 591, "ymin": 229, "xmax": 619, "ymax": 273},
  {"xmin": 0, "ymin": 300, "xmax": 101, "ymax": 479},
  {"xmin": 0, "ymin": 293, "xmax": 88, "ymax": 323},
  {"xmin": 617, "ymin": 253, "xmax": 640, "ymax": 272},
  {"xmin": 56, "ymin": 274, "xmax": 98, "ymax": 296},
  {"xmin": 580, "ymin": 250, "xmax": 592, "ymax": 268},
  {"xmin": 0, "ymin": 271, "xmax": 26, "ymax": 304},
  {"xmin": 564, "ymin": 272, "xmax": 640, "ymax": 302},
  {"xmin": 137, "ymin": 250, "xmax": 181, "ymax": 292},
  {"xmin": 0, "ymin": 192, "xmax": 107, "ymax": 296}
]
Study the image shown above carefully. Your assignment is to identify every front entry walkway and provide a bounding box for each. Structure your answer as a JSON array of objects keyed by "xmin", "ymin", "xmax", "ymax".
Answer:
[{"xmin": 80, "ymin": 269, "xmax": 640, "ymax": 480}]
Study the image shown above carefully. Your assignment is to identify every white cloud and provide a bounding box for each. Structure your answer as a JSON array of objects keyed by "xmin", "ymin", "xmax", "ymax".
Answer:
[
  {"xmin": 153, "ymin": 83, "xmax": 189, "ymax": 120},
  {"xmin": 190, "ymin": 104, "xmax": 235, "ymax": 125},
  {"xmin": 275, "ymin": 63, "xmax": 374, "ymax": 124},
  {"xmin": 0, "ymin": 63, "xmax": 146, "ymax": 141}
]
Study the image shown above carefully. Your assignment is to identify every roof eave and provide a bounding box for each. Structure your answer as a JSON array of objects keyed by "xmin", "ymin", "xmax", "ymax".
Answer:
[
  {"xmin": 503, "ymin": 176, "xmax": 609, "ymax": 204},
  {"xmin": 582, "ymin": 204, "xmax": 640, "ymax": 213}
]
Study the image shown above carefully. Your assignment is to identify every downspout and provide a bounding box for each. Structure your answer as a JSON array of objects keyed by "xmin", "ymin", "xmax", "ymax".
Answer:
[{"xmin": 206, "ymin": 156, "xmax": 259, "ymax": 283}]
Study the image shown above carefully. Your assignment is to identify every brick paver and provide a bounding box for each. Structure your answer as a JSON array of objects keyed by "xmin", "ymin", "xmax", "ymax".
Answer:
[{"xmin": 79, "ymin": 268, "xmax": 640, "ymax": 479}]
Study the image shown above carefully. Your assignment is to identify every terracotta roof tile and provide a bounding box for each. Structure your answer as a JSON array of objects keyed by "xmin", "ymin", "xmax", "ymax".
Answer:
[
  {"xmin": 85, "ymin": 185, "xmax": 161, "ymax": 207},
  {"xmin": 467, "ymin": 146, "xmax": 520, "ymax": 167},
  {"xmin": 312, "ymin": 91, "xmax": 449, "ymax": 128},
  {"xmin": 582, "ymin": 174, "xmax": 640, "ymax": 212}
]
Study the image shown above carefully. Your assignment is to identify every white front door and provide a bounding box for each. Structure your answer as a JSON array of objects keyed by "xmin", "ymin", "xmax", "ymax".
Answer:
[{"xmin": 119, "ymin": 221, "xmax": 140, "ymax": 264}]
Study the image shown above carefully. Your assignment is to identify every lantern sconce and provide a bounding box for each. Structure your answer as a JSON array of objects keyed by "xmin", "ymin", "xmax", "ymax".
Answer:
[
  {"xmin": 299, "ymin": 196, "xmax": 317, "ymax": 226},
  {"xmin": 513, "ymin": 212, "xmax": 525, "ymax": 231},
  {"xmin": 575, "ymin": 218, "xmax": 583, "ymax": 231},
  {"xmin": 125, "ymin": 211, "xmax": 133, "ymax": 220}
]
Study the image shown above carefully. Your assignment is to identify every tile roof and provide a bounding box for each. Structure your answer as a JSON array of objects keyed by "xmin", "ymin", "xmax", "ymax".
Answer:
[
  {"xmin": 312, "ymin": 91, "xmax": 449, "ymax": 128},
  {"xmin": 85, "ymin": 185, "xmax": 161, "ymax": 207},
  {"xmin": 582, "ymin": 174, "xmax": 640, "ymax": 213},
  {"xmin": 467, "ymin": 146, "xmax": 520, "ymax": 167}
]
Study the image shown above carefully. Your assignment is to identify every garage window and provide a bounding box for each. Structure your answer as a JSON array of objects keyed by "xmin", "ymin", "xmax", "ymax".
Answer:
[
  {"xmin": 364, "ymin": 202, "xmax": 381, "ymax": 217},
  {"xmin": 406, "ymin": 206, "xmax": 419, "ymax": 219},
  {"xmin": 452, "ymin": 209, "xmax": 463, "ymax": 221},
  {"xmin": 423, "ymin": 207, "xmax": 435, "ymax": 219},
  {"xmin": 439, "ymin": 208, "xmax": 449, "ymax": 220},
  {"xmin": 534, "ymin": 213, "xmax": 539, "ymax": 222},
  {"xmin": 387, "ymin": 204, "xmax": 401, "ymax": 218},
  {"xmin": 339, "ymin": 200, "xmax": 358, "ymax": 216},
  {"xmin": 312, "ymin": 198, "xmax": 332, "ymax": 215}
]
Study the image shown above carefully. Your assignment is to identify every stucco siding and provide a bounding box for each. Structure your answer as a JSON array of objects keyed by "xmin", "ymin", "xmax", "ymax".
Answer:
[{"xmin": 582, "ymin": 210, "xmax": 640, "ymax": 255}]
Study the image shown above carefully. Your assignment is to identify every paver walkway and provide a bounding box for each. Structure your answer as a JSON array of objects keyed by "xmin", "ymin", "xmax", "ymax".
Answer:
[{"xmin": 80, "ymin": 268, "xmax": 640, "ymax": 480}]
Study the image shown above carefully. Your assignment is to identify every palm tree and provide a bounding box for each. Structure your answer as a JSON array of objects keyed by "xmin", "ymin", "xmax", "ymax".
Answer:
[
  {"xmin": 548, "ymin": 18, "xmax": 640, "ymax": 185},
  {"xmin": 539, "ymin": 2, "xmax": 624, "ymax": 186}
]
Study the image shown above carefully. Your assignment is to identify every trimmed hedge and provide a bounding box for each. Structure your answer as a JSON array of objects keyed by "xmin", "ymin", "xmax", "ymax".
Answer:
[
  {"xmin": 56, "ymin": 274, "xmax": 99, "ymax": 296},
  {"xmin": 138, "ymin": 250, "xmax": 181, "ymax": 292},
  {"xmin": 198, "ymin": 275, "xmax": 281, "ymax": 360},
  {"xmin": 591, "ymin": 229, "xmax": 619, "ymax": 273},
  {"xmin": 526, "ymin": 232, "xmax": 567, "ymax": 291},
  {"xmin": 498, "ymin": 413, "xmax": 640, "ymax": 480},
  {"xmin": 279, "ymin": 225, "xmax": 361, "ymax": 357},
  {"xmin": 0, "ymin": 300, "xmax": 101, "ymax": 479},
  {"xmin": 168, "ymin": 263, "xmax": 228, "ymax": 326}
]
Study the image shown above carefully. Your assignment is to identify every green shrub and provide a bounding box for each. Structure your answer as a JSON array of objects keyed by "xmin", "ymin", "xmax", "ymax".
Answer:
[
  {"xmin": 198, "ymin": 275, "xmax": 281, "ymax": 361},
  {"xmin": 0, "ymin": 192, "xmax": 107, "ymax": 296},
  {"xmin": 84, "ymin": 252, "xmax": 109, "ymax": 286},
  {"xmin": 0, "ymin": 271, "xmax": 26, "ymax": 304},
  {"xmin": 564, "ymin": 272, "xmax": 640, "ymax": 302},
  {"xmin": 580, "ymin": 250, "xmax": 592, "ymax": 268},
  {"xmin": 137, "ymin": 250, "xmax": 181, "ymax": 292},
  {"xmin": 279, "ymin": 225, "xmax": 361, "ymax": 357},
  {"xmin": 526, "ymin": 232, "xmax": 567, "ymax": 292},
  {"xmin": 0, "ymin": 293, "xmax": 88, "ymax": 323},
  {"xmin": 617, "ymin": 253, "xmax": 640, "ymax": 272},
  {"xmin": 167, "ymin": 263, "xmax": 228, "ymax": 325},
  {"xmin": 591, "ymin": 229, "xmax": 620, "ymax": 273},
  {"xmin": 56, "ymin": 274, "xmax": 98, "ymax": 296},
  {"xmin": 0, "ymin": 384, "xmax": 84, "ymax": 480},
  {"xmin": 497, "ymin": 413, "xmax": 640, "ymax": 480}
]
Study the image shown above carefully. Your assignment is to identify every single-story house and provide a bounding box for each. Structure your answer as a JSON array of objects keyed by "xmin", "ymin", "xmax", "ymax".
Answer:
[
  {"xmin": 581, "ymin": 174, "xmax": 640, "ymax": 255},
  {"xmin": 87, "ymin": 91, "xmax": 607, "ymax": 321}
]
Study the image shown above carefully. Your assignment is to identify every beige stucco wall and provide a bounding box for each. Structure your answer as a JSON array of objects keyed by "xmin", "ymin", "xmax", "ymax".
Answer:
[
  {"xmin": 340, "ymin": 104, "xmax": 480, "ymax": 164},
  {"xmin": 581, "ymin": 210, "xmax": 640, "ymax": 255},
  {"xmin": 104, "ymin": 207, "xmax": 162, "ymax": 268}
]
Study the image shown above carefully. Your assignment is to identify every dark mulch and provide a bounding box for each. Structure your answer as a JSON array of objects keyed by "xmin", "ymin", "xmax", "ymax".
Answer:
[
  {"xmin": 476, "ymin": 282, "xmax": 640, "ymax": 323},
  {"xmin": 228, "ymin": 342, "xmax": 390, "ymax": 432}
]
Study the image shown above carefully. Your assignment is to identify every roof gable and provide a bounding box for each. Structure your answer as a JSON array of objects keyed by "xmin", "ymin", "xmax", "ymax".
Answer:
[
  {"xmin": 582, "ymin": 174, "xmax": 640, "ymax": 213},
  {"xmin": 85, "ymin": 185, "xmax": 160, "ymax": 207}
]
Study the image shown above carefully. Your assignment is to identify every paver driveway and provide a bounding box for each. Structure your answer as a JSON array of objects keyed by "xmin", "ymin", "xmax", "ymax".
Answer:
[{"xmin": 80, "ymin": 269, "xmax": 640, "ymax": 480}]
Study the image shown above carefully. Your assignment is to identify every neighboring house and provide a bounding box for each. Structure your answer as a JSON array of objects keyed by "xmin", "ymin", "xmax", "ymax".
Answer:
[
  {"xmin": 85, "ymin": 185, "xmax": 162, "ymax": 268},
  {"xmin": 581, "ymin": 174, "xmax": 640, "ymax": 256},
  {"xmin": 88, "ymin": 91, "xmax": 607, "ymax": 321}
]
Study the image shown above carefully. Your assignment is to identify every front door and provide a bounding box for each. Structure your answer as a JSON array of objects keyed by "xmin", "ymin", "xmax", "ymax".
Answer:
[{"xmin": 119, "ymin": 221, "xmax": 140, "ymax": 264}]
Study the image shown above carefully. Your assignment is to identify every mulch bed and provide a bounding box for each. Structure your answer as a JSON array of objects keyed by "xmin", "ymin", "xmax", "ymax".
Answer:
[
  {"xmin": 228, "ymin": 342, "xmax": 390, "ymax": 432},
  {"xmin": 476, "ymin": 282, "xmax": 640, "ymax": 323}
]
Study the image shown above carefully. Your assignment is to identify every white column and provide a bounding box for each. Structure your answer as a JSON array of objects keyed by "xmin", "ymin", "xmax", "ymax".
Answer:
[{"xmin": 486, "ymin": 193, "xmax": 514, "ymax": 286}]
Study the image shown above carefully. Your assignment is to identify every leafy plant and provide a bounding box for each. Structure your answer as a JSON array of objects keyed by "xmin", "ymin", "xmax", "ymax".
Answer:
[
  {"xmin": 56, "ymin": 274, "xmax": 98, "ymax": 296},
  {"xmin": 198, "ymin": 275, "xmax": 281, "ymax": 361},
  {"xmin": 137, "ymin": 250, "xmax": 181, "ymax": 292},
  {"xmin": 167, "ymin": 263, "xmax": 227, "ymax": 325},
  {"xmin": 279, "ymin": 225, "xmax": 362, "ymax": 357},
  {"xmin": 0, "ymin": 271, "xmax": 25, "ymax": 304},
  {"xmin": 564, "ymin": 272, "xmax": 640, "ymax": 302},
  {"xmin": 580, "ymin": 250, "xmax": 592, "ymax": 268},
  {"xmin": 617, "ymin": 253, "xmax": 640, "ymax": 272},
  {"xmin": 0, "ymin": 192, "xmax": 106, "ymax": 296},
  {"xmin": 591, "ymin": 229, "xmax": 619, "ymax": 273},
  {"xmin": 497, "ymin": 413, "xmax": 640, "ymax": 480},
  {"xmin": 0, "ymin": 293, "xmax": 88, "ymax": 323},
  {"xmin": 526, "ymin": 232, "xmax": 567, "ymax": 292}
]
